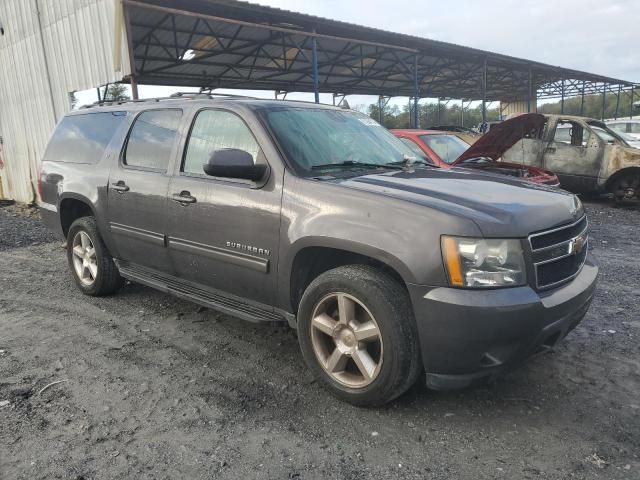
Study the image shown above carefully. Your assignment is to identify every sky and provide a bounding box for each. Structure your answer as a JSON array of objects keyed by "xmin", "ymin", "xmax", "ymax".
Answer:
[{"xmin": 76, "ymin": 0, "xmax": 638, "ymax": 108}]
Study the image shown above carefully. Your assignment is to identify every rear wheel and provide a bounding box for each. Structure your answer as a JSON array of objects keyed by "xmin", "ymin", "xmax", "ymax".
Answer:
[
  {"xmin": 67, "ymin": 217, "xmax": 123, "ymax": 296},
  {"xmin": 611, "ymin": 172, "xmax": 640, "ymax": 204},
  {"xmin": 297, "ymin": 265, "xmax": 421, "ymax": 406}
]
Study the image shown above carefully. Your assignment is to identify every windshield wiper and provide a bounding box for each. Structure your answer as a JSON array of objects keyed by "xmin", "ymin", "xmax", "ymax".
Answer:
[
  {"xmin": 388, "ymin": 154, "xmax": 439, "ymax": 168},
  {"xmin": 311, "ymin": 160, "xmax": 403, "ymax": 171}
]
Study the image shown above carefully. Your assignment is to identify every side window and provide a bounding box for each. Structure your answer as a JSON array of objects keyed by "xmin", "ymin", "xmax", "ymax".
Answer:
[
  {"xmin": 44, "ymin": 112, "xmax": 126, "ymax": 164},
  {"xmin": 124, "ymin": 109, "xmax": 182, "ymax": 171},
  {"xmin": 554, "ymin": 121, "xmax": 589, "ymax": 147},
  {"xmin": 183, "ymin": 110, "xmax": 261, "ymax": 175},
  {"xmin": 629, "ymin": 123, "xmax": 640, "ymax": 134}
]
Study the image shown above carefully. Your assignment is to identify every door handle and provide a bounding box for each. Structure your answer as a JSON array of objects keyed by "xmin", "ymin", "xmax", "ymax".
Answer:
[
  {"xmin": 111, "ymin": 181, "xmax": 130, "ymax": 193},
  {"xmin": 545, "ymin": 147, "xmax": 556, "ymax": 154},
  {"xmin": 172, "ymin": 191, "xmax": 197, "ymax": 205}
]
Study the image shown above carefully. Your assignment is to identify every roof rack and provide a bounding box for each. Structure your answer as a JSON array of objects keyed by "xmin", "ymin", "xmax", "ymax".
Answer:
[{"xmin": 79, "ymin": 90, "xmax": 256, "ymax": 109}]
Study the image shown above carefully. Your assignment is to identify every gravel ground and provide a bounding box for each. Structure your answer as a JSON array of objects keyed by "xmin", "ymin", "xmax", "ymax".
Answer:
[{"xmin": 0, "ymin": 200, "xmax": 638, "ymax": 480}]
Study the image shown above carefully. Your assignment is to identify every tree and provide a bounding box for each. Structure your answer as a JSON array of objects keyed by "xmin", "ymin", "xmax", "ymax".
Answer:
[
  {"xmin": 364, "ymin": 100, "xmax": 501, "ymax": 129},
  {"xmin": 104, "ymin": 84, "xmax": 130, "ymax": 102},
  {"xmin": 538, "ymin": 93, "xmax": 635, "ymax": 119}
]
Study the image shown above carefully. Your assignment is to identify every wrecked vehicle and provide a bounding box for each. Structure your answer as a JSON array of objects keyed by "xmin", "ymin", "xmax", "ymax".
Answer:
[
  {"xmin": 459, "ymin": 113, "xmax": 640, "ymax": 202},
  {"xmin": 392, "ymin": 129, "xmax": 560, "ymax": 186},
  {"xmin": 40, "ymin": 96, "xmax": 597, "ymax": 406}
]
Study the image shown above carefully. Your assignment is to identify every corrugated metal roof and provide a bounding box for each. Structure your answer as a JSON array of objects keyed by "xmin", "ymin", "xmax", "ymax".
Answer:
[
  {"xmin": 125, "ymin": 0, "xmax": 636, "ymax": 99},
  {"xmin": 0, "ymin": 0, "xmax": 131, "ymax": 202}
]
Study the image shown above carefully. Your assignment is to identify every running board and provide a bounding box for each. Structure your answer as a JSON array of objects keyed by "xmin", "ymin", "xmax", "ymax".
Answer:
[{"xmin": 116, "ymin": 261, "xmax": 287, "ymax": 325}]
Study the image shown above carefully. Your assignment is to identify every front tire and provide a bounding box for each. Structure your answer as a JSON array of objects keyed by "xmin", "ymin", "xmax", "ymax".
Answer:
[
  {"xmin": 297, "ymin": 265, "xmax": 421, "ymax": 406},
  {"xmin": 67, "ymin": 216, "xmax": 123, "ymax": 296},
  {"xmin": 611, "ymin": 172, "xmax": 640, "ymax": 204}
]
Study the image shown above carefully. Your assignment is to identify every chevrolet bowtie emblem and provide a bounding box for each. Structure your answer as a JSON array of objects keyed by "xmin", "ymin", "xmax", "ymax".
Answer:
[{"xmin": 568, "ymin": 235, "xmax": 587, "ymax": 255}]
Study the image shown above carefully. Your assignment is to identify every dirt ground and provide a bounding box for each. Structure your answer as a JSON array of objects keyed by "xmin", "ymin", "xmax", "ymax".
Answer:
[{"xmin": 0, "ymin": 199, "xmax": 638, "ymax": 480}]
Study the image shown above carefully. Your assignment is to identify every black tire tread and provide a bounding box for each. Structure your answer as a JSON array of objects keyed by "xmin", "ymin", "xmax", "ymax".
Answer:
[
  {"xmin": 298, "ymin": 265, "xmax": 422, "ymax": 406},
  {"xmin": 67, "ymin": 216, "xmax": 123, "ymax": 296}
]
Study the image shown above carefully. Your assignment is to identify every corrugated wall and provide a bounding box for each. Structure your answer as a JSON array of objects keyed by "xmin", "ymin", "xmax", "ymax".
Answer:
[
  {"xmin": 0, "ymin": 0, "xmax": 130, "ymax": 202},
  {"xmin": 501, "ymin": 98, "xmax": 538, "ymax": 118}
]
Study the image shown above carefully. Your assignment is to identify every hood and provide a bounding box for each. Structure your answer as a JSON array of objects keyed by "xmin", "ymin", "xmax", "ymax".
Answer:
[
  {"xmin": 339, "ymin": 168, "xmax": 583, "ymax": 237},
  {"xmin": 454, "ymin": 113, "xmax": 547, "ymax": 163}
]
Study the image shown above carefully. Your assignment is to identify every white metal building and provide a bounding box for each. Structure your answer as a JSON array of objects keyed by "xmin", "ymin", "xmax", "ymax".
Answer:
[{"xmin": 0, "ymin": 0, "xmax": 130, "ymax": 203}]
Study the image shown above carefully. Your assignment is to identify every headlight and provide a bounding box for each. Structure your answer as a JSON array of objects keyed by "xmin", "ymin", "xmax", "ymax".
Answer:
[{"xmin": 441, "ymin": 236, "xmax": 526, "ymax": 288}]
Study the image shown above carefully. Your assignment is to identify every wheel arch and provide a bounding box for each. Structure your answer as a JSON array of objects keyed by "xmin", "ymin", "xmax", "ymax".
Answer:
[
  {"xmin": 58, "ymin": 193, "xmax": 97, "ymax": 238},
  {"xmin": 605, "ymin": 166, "xmax": 640, "ymax": 192},
  {"xmin": 286, "ymin": 238, "xmax": 414, "ymax": 315}
]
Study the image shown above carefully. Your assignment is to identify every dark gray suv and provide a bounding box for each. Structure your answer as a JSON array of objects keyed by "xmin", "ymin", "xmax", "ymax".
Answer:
[{"xmin": 39, "ymin": 95, "xmax": 598, "ymax": 406}]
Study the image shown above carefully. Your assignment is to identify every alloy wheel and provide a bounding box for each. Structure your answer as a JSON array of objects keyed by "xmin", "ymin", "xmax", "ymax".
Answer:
[
  {"xmin": 71, "ymin": 231, "xmax": 98, "ymax": 286},
  {"xmin": 310, "ymin": 292, "xmax": 383, "ymax": 388}
]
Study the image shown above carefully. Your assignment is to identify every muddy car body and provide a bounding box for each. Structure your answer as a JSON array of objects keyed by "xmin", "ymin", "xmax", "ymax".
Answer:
[
  {"xmin": 460, "ymin": 113, "xmax": 640, "ymax": 201},
  {"xmin": 39, "ymin": 97, "xmax": 597, "ymax": 406}
]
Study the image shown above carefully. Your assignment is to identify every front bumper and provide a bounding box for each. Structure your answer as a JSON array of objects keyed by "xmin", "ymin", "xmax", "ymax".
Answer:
[{"xmin": 408, "ymin": 258, "xmax": 598, "ymax": 390}]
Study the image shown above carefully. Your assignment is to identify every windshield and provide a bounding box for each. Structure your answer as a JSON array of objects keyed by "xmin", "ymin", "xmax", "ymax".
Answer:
[
  {"xmin": 587, "ymin": 121, "xmax": 628, "ymax": 145},
  {"xmin": 616, "ymin": 130, "xmax": 638, "ymax": 143},
  {"xmin": 261, "ymin": 107, "xmax": 429, "ymax": 174},
  {"xmin": 419, "ymin": 134, "xmax": 469, "ymax": 164}
]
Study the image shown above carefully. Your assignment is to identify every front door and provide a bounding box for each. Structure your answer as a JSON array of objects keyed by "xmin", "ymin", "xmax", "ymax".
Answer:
[
  {"xmin": 107, "ymin": 109, "xmax": 183, "ymax": 272},
  {"xmin": 166, "ymin": 108, "xmax": 281, "ymax": 306},
  {"xmin": 543, "ymin": 119, "xmax": 601, "ymax": 192}
]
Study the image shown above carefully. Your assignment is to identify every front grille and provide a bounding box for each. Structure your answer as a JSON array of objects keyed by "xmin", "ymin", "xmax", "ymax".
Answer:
[
  {"xmin": 529, "ymin": 216, "xmax": 589, "ymax": 289},
  {"xmin": 530, "ymin": 216, "xmax": 587, "ymax": 249}
]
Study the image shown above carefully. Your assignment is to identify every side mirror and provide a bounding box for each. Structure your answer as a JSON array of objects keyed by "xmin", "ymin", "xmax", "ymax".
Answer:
[{"xmin": 203, "ymin": 149, "xmax": 267, "ymax": 181}]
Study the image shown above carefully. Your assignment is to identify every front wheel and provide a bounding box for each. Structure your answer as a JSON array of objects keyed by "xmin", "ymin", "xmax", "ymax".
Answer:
[
  {"xmin": 67, "ymin": 216, "xmax": 123, "ymax": 296},
  {"xmin": 297, "ymin": 265, "xmax": 421, "ymax": 406},
  {"xmin": 611, "ymin": 172, "xmax": 640, "ymax": 204}
]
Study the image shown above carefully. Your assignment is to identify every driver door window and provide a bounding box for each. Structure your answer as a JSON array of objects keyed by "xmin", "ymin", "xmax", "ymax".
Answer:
[
  {"xmin": 554, "ymin": 121, "xmax": 589, "ymax": 147},
  {"xmin": 182, "ymin": 110, "xmax": 261, "ymax": 175}
]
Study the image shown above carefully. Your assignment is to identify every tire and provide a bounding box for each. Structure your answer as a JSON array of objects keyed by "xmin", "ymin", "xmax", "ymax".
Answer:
[
  {"xmin": 297, "ymin": 265, "xmax": 422, "ymax": 406},
  {"xmin": 610, "ymin": 172, "xmax": 640, "ymax": 204},
  {"xmin": 66, "ymin": 216, "xmax": 123, "ymax": 296}
]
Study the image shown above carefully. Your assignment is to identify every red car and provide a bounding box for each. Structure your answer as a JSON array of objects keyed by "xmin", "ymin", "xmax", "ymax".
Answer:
[{"xmin": 391, "ymin": 129, "xmax": 560, "ymax": 186}]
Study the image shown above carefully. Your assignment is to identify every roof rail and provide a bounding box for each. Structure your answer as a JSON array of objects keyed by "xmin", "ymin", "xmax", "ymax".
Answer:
[{"xmin": 79, "ymin": 90, "xmax": 256, "ymax": 109}]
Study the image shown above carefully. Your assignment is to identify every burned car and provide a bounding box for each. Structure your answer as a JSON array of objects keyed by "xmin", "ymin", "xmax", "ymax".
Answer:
[
  {"xmin": 392, "ymin": 129, "xmax": 559, "ymax": 186},
  {"xmin": 459, "ymin": 113, "xmax": 640, "ymax": 202}
]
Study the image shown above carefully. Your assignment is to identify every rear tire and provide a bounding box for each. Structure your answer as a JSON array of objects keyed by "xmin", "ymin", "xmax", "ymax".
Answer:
[
  {"xmin": 297, "ymin": 265, "xmax": 422, "ymax": 406},
  {"xmin": 67, "ymin": 216, "xmax": 123, "ymax": 296}
]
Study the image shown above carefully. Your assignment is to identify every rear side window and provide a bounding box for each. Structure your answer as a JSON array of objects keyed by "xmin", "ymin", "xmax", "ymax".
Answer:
[
  {"xmin": 43, "ymin": 112, "xmax": 126, "ymax": 164},
  {"xmin": 124, "ymin": 109, "xmax": 182, "ymax": 171}
]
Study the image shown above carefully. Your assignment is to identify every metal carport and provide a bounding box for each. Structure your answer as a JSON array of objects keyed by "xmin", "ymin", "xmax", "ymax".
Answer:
[{"xmin": 121, "ymin": 0, "xmax": 638, "ymax": 127}]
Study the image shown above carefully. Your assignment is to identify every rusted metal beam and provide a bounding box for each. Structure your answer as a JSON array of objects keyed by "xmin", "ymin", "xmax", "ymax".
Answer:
[
  {"xmin": 123, "ymin": 3, "xmax": 139, "ymax": 99},
  {"xmin": 413, "ymin": 54, "xmax": 420, "ymax": 128},
  {"xmin": 481, "ymin": 57, "xmax": 487, "ymax": 126},
  {"xmin": 311, "ymin": 32, "xmax": 319, "ymax": 103}
]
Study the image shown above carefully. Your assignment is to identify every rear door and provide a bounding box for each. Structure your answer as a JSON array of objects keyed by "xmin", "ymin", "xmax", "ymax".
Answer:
[
  {"xmin": 106, "ymin": 109, "xmax": 183, "ymax": 272},
  {"xmin": 165, "ymin": 108, "xmax": 281, "ymax": 306},
  {"xmin": 543, "ymin": 119, "xmax": 601, "ymax": 192}
]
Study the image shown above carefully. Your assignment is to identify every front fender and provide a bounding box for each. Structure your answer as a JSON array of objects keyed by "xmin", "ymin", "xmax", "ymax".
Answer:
[{"xmin": 276, "ymin": 173, "xmax": 481, "ymax": 311}]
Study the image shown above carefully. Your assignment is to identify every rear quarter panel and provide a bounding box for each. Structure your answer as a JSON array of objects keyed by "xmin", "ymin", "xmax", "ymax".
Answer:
[{"xmin": 39, "ymin": 112, "xmax": 132, "ymax": 246}]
